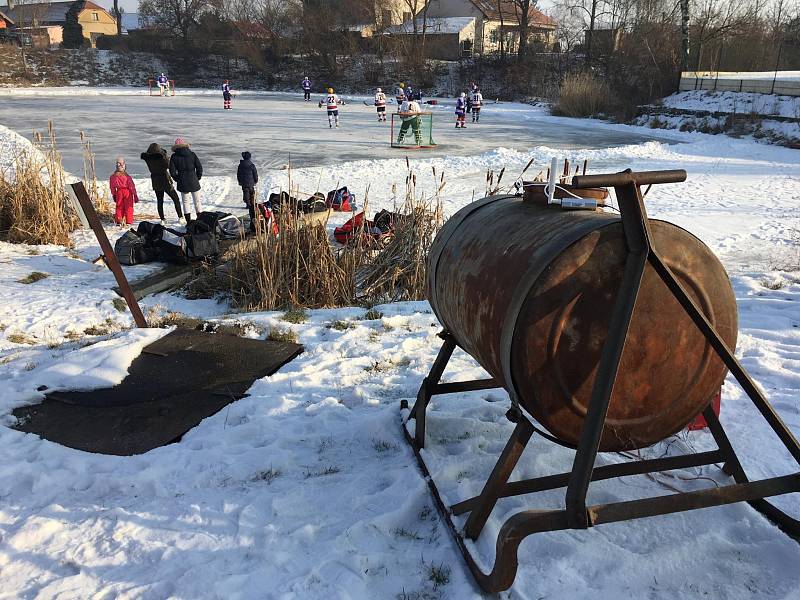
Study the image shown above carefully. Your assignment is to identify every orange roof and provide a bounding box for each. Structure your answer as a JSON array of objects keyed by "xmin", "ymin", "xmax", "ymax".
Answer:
[{"xmin": 468, "ymin": 0, "xmax": 556, "ymax": 28}]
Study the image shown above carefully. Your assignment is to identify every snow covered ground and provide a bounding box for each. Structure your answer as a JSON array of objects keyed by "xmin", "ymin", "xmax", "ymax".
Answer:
[
  {"xmin": 662, "ymin": 90, "xmax": 800, "ymax": 119},
  {"xmin": 1, "ymin": 93, "xmax": 800, "ymax": 599},
  {"xmin": 638, "ymin": 90, "xmax": 800, "ymax": 146}
]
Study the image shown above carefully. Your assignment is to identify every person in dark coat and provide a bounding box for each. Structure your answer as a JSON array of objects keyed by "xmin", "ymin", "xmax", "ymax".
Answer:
[
  {"xmin": 237, "ymin": 151, "xmax": 259, "ymax": 233},
  {"xmin": 140, "ymin": 142, "xmax": 183, "ymax": 224},
  {"xmin": 168, "ymin": 137, "xmax": 203, "ymax": 222}
]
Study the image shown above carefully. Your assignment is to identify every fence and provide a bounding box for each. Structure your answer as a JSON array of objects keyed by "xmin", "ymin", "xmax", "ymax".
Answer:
[{"xmin": 679, "ymin": 71, "xmax": 800, "ymax": 96}]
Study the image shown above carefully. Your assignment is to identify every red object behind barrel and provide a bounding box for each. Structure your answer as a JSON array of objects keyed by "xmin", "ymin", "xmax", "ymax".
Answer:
[{"xmin": 688, "ymin": 390, "xmax": 722, "ymax": 430}]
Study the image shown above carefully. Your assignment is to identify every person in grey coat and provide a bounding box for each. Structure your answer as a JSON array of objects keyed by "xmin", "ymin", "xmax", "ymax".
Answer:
[{"xmin": 140, "ymin": 142, "xmax": 183, "ymax": 224}]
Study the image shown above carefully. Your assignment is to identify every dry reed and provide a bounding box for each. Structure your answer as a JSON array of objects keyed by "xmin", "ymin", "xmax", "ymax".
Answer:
[
  {"xmin": 214, "ymin": 166, "xmax": 444, "ymax": 311},
  {"xmin": 356, "ymin": 169, "xmax": 443, "ymax": 303},
  {"xmin": 225, "ymin": 213, "xmax": 360, "ymax": 311},
  {"xmin": 553, "ymin": 72, "xmax": 615, "ymax": 118}
]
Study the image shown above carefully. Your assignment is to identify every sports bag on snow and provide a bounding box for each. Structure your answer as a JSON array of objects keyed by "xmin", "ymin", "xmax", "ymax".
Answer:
[
  {"xmin": 217, "ymin": 214, "xmax": 245, "ymax": 239},
  {"xmin": 185, "ymin": 220, "xmax": 219, "ymax": 259},
  {"xmin": 300, "ymin": 192, "xmax": 328, "ymax": 214},
  {"xmin": 136, "ymin": 221, "xmax": 166, "ymax": 246},
  {"xmin": 334, "ymin": 211, "xmax": 395, "ymax": 246},
  {"xmin": 158, "ymin": 227, "xmax": 189, "ymax": 264},
  {"xmin": 255, "ymin": 203, "xmax": 280, "ymax": 236},
  {"xmin": 326, "ymin": 187, "xmax": 355, "ymax": 212},
  {"xmin": 114, "ymin": 230, "xmax": 157, "ymax": 266}
]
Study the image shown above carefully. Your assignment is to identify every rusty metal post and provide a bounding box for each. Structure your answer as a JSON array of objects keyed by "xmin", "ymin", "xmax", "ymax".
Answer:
[
  {"xmin": 564, "ymin": 171, "xmax": 652, "ymax": 529},
  {"xmin": 464, "ymin": 417, "xmax": 535, "ymax": 539},
  {"xmin": 411, "ymin": 332, "xmax": 457, "ymax": 448},
  {"xmin": 70, "ymin": 182, "xmax": 148, "ymax": 328}
]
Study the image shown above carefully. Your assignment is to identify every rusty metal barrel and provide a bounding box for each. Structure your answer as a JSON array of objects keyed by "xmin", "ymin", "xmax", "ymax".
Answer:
[{"xmin": 427, "ymin": 193, "xmax": 738, "ymax": 451}]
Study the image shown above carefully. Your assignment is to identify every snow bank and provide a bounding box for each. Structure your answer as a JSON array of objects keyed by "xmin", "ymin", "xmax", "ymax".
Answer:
[
  {"xmin": 0, "ymin": 123, "xmax": 45, "ymax": 181},
  {"xmin": 662, "ymin": 90, "xmax": 800, "ymax": 119}
]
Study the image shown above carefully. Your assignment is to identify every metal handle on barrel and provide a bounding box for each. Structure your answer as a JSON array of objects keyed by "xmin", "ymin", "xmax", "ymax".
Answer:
[{"xmin": 572, "ymin": 169, "xmax": 687, "ymax": 189}]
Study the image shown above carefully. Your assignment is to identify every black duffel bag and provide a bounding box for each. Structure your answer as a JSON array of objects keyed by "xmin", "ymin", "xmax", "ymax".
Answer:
[
  {"xmin": 158, "ymin": 227, "xmax": 190, "ymax": 264},
  {"xmin": 186, "ymin": 220, "xmax": 219, "ymax": 259}
]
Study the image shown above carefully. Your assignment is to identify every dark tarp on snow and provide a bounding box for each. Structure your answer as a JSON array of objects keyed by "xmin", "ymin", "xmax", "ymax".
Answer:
[{"xmin": 13, "ymin": 328, "xmax": 303, "ymax": 455}]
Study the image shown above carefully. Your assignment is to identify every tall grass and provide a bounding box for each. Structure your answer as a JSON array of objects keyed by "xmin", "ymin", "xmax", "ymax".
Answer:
[
  {"xmin": 215, "ymin": 167, "xmax": 444, "ymax": 311},
  {"xmin": 356, "ymin": 169, "xmax": 443, "ymax": 303},
  {"xmin": 553, "ymin": 72, "xmax": 615, "ymax": 118},
  {"xmin": 227, "ymin": 214, "xmax": 361, "ymax": 310},
  {"xmin": 0, "ymin": 124, "xmax": 79, "ymax": 246}
]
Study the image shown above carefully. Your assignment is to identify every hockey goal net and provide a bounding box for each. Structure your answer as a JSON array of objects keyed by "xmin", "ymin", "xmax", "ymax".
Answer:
[
  {"xmin": 148, "ymin": 79, "xmax": 176, "ymax": 96},
  {"xmin": 390, "ymin": 112, "xmax": 436, "ymax": 149}
]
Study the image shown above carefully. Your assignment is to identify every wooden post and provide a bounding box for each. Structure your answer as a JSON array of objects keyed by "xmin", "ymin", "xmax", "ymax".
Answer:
[{"xmin": 70, "ymin": 182, "xmax": 148, "ymax": 328}]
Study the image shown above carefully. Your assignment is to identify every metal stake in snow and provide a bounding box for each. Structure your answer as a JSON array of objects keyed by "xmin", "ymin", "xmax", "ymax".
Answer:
[{"xmin": 70, "ymin": 181, "xmax": 148, "ymax": 328}]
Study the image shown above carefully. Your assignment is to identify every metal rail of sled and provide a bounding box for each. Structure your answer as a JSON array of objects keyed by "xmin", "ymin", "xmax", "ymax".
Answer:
[{"xmin": 401, "ymin": 169, "xmax": 800, "ymax": 594}]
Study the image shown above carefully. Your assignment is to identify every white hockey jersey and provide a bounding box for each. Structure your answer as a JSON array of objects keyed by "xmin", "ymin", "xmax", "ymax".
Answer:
[
  {"xmin": 471, "ymin": 91, "xmax": 483, "ymax": 108},
  {"xmin": 325, "ymin": 93, "xmax": 340, "ymax": 110},
  {"xmin": 395, "ymin": 86, "xmax": 405, "ymax": 99},
  {"xmin": 399, "ymin": 100, "xmax": 421, "ymax": 118},
  {"xmin": 374, "ymin": 92, "xmax": 386, "ymax": 107}
]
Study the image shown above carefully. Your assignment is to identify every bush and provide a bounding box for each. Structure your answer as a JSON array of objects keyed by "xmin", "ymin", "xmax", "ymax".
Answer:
[{"xmin": 553, "ymin": 72, "xmax": 614, "ymax": 118}]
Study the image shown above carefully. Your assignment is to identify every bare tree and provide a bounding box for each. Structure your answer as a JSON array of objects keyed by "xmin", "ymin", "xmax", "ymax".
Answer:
[
  {"xmin": 112, "ymin": 0, "xmax": 124, "ymax": 35},
  {"xmin": 512, "ymin": 0, "xmax": 535, "ymax": 57},
  {"xmin": 138, "ymin": 0, "xmax": 214, "ymax": 40}
]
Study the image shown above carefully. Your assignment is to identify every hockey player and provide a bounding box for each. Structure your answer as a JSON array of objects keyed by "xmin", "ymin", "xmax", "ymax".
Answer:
[
  {"xmin": 222, "ymin": 80, "xmax": 233, "ymax": 110},
  {"xmin": 302, "ymin": 76, "xmax": 312, "ymax": 101},
  {"xmin": 455, "ymin": 92, "xmax": 467, "ymax": 128},
  {"xmin": 319, "ymin": 87, "xmax": 342, "ymax": 128},
  {"xmin": 395, "ymin": 83, "xmax": 406, "ymax": 107},
  {"xmin": 404, "ymin": 83, "xmax": 414, "ymax": 101},
  {"xmin": 157, "ymin": 73, "xmax": 169, "ymax": 96},
  {"xmin": 471, "ymin": 86, "xmax": 483, "ymax": 123},
  {"xmin": 374, "ymin": 87, "xmax": 387, "ymax": 122},
  {"xmin": 396, "ymin": 97, "xmax": 423, "ymax": 146}
]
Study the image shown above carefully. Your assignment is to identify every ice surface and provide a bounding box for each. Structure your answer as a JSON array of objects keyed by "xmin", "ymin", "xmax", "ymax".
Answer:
[
  {"xmin": 1, "ymin": 91, "xmax": 799, "ymax": 600},
  {"xmin": 0, "ymin": 93, "xmax": 671, "ymax": 181}
]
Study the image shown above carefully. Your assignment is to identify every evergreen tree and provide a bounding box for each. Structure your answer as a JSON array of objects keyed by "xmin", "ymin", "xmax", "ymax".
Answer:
[{"xmin": 62, "ymin": 1, "xmax": 85, "ymax": 48}]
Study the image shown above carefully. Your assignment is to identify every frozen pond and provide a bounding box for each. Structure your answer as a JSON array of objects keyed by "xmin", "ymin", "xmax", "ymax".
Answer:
[{"xmin": 0, "ymin": 92, "xmax": 671, "ymax": 179}]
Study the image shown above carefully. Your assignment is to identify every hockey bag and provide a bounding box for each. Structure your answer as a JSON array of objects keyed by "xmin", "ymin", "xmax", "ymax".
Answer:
[
  {"xmin": 255, "ymin": 203, "xmax": 280, "ymax": 236},
  {"xmin": 326, "ymin": 186, "xmax": 355, "ymax": 212},
  {"xmin": 269, "ymin": 191, "xmax": 298, "ymax": 213},
  {"xmin": 136, "ymin": 221, "xmax": 166, "ymax": 246},
  {"xmin": 217, "ymin": 214, "xmax": 246, "ymax": 239},
  {"xmin": 185, "ymin": 220, "xmax": 219, "ymax": 259},
  {"xmin": 114, "ymin": 230, "xmax": 158, "ymax": 266},
  {"xmin": 333, "ymin": 211, "xmax": 393, "ymax": 247},
  {"xmin": 300, "ymin": 192, "xmax": 328, "ymax": 214},
  {"xmin": 197, "ymin": 211, "xmax": 244, "ymax": 240},
  {"xmin": 373, "ymin": 209, "xmax": 401, "ymax": 234},
  {"xmin": 158, "ymin": 227, "xmax": 190, "ymax": 264},
  {"xmin": 333, "ymin": 212, "xmax": 365, "ymax": 245}
]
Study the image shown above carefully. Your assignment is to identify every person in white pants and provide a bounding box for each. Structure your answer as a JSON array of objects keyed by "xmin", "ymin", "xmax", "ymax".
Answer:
[{"xmin": 168, "ymin": 137, "xmax": 204, "ymax": 222}]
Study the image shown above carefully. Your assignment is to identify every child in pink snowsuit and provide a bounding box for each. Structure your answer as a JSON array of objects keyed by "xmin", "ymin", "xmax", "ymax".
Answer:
[{"xmin": 109, "ymin": 156, "xmax": 139, "ymax": 225}]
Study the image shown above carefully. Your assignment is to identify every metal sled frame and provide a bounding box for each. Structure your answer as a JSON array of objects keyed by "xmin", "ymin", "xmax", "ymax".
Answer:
[{"xmin": 402, "ymin": 169, "xmax": 800, "ymax": 594}]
